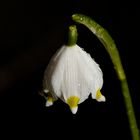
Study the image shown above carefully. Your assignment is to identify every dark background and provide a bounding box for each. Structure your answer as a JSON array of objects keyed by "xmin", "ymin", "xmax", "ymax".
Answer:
[{"xmin": 0, "ymin": 0, "xmax": 139, "ymax": 139}]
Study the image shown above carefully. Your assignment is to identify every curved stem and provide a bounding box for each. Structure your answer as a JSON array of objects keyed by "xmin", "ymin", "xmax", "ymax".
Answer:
[{"xmin": 72, "ymin": 14, "xmax": 139, "ymax": 140}]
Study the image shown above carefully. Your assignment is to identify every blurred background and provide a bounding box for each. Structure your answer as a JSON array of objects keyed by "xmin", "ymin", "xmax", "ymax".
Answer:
[{"xmin": 0, "ymin": 0, "xmax": 139, "ymax": 139}]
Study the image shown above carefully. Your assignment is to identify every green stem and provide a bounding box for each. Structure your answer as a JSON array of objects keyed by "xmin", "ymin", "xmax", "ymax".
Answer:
[
  {"xmin": 72, "ymin": 14, "xmax": 139, "ymax": 140},
  {"xmin": 66, "ymin": 25, "xmax": 78, "ymax": 47}
]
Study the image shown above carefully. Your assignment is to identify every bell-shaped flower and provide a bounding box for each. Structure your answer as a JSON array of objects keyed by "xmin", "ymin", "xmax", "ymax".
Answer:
[{"xmin": 43, "ymin": 25, "xmax": 105, "ymax": 114}]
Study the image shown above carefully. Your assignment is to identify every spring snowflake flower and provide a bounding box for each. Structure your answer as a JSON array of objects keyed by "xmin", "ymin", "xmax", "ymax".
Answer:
[{"xmin": 42, "ymin": 25, "xmax": 105, "ymax": 114}]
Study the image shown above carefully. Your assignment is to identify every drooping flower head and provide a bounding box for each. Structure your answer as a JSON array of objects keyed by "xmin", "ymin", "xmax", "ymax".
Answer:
[{"xmin": 43, "ymin": 25, "xmax": 105, "ymax": 114}]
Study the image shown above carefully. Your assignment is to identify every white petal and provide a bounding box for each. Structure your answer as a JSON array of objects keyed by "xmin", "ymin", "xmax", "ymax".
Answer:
[
  {"xmin": 43, "ymin": 46, "xmax": 66, "ymax": 98},
  {"xmin": 60, "ymin": 45, "xmax": 91, "ymax": 103},
  {"xmin": 76, "ymin": 45, "xmax": 103, "ymax": 98}
]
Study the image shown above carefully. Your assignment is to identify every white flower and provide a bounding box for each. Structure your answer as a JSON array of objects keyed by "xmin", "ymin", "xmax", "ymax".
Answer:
[{"xmin": 43, "ymin": 44, "xmax": 105, "ymax": 114}]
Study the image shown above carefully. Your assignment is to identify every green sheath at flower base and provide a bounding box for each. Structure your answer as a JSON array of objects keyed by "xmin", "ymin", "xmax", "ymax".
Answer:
[
  {"xmin": 72, "ymin": 14, "xmax": 139, "ymax": 140},
  {"xmin": 67, "ymin": 25, "xmax": 78, "ymax": 47}
]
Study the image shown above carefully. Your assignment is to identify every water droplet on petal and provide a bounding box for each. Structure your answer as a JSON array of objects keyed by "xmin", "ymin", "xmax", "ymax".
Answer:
[{"xmin": 78, "ymin": 83, "xmax": 81, "ymax": 87}]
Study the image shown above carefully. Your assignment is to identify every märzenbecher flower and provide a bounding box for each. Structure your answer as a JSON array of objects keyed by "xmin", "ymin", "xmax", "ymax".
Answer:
[{"xmin": 43, "ymin": 25, "xmax": 105, "ymax": 114}]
